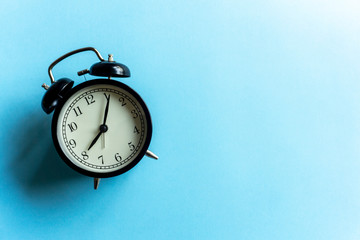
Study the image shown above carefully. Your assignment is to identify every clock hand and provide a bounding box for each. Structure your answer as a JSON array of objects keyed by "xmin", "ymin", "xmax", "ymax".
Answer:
[
  {"xmin": 103, "ymin": 94, "xmax": 110, "ymax": 125},
  {"xmin": 88, "ymin": 95, "xmax": 111, "ymax": 151},
  {"xmin": 101, "ymin": 133, "xmax": 105, "ymax": 149},
  {"xmin": 101, "ymin": 94, "xmax": 110, "ymax": 149},
  {"xmin": 88, "ymin": 124, "xmax": 108, "ymax": 150},
  {"xmin": 88, "ymin": 131, "xmax": 102, "ymax": 150}
]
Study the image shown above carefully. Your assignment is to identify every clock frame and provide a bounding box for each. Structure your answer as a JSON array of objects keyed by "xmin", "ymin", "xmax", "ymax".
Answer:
[{"xmin": 51, "ymin": 79, "xmax": 153, "ymax": 178}]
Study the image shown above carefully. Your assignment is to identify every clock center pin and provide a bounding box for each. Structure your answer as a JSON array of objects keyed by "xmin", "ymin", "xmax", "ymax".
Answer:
[{"xmin": 100, "ymin": 124, "xmax": 108, "ymax": 133}]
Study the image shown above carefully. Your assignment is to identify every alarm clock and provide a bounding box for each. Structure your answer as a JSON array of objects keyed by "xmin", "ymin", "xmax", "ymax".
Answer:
[{"xmin": 41, "ymin": 47, "xmax": 158, "ymax": 189}]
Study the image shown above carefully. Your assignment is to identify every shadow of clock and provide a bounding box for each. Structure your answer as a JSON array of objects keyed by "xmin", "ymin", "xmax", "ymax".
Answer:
[{"xmin": 11, "ymin": 111, "xmax": 84, "ymax": 196}]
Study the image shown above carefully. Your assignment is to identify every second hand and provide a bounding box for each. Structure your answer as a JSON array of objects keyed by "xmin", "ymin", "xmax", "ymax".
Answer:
[{"xmin": 102, "ymin": 133, "xmax": 105, "ymax": 149}]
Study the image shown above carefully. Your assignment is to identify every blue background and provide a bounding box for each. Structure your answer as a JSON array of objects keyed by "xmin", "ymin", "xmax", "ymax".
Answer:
[{"xmin": 0, "ymin": 0, "xmax": 359, "ymax": 239}]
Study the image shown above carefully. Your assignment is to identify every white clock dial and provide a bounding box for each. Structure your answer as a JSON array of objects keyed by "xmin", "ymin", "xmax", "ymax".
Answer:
[{"xmin": 55, "ymin": 83, "xmax": 150, "ymax": 174}]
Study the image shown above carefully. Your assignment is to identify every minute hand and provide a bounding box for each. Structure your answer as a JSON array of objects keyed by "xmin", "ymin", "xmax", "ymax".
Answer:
[{"xmin": 103, "ymin": 94, "xmax": 110, "ymax": 125}]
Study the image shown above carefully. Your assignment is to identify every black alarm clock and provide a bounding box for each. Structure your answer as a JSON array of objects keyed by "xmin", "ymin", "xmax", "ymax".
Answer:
[{"xmin": 41, "ymin": 47, "xmax": 158, "ymax": 189}]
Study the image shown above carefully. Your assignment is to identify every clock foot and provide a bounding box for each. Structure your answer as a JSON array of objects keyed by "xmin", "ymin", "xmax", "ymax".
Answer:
[
  {"xmin": 145, "ymin": 150, "xmax": 158, "ymax": 160},
  {"xmin": 94, "ymin": 178, "xmax": 101, "ymax": 190}
]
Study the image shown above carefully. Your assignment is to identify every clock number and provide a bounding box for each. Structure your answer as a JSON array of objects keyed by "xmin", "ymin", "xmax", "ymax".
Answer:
[
  {"xmin": 73, "ymin": 106, "xmax": 83, "ymax": 117},
  {"xmin": 68, "ymin": 122, "xmax": 78, "ymax": 132},
  {"xmin": 69, "ymin": 139, "xmax": 76, "ymax": 148},
  {"xmin": 81, "ymin": 151, "xmax": 89, "ymax": 160},
  {"xmin": 128, "ymin": 142, "xmax": 135, "ymax": 151},
  {"xmin": 98, "ymin": 155, "xmax": 104, "ymax": 164},
  {"xmin": 134, "ymin": 126, "xmax": 140, "ymax": 134},
  {"xmin": 119, "ymin": 97, "xmax": 126, "ymax": 106},
  {"xmin": 115, "ymin": 153, "xmax": 122, "ymax": 162},
  {"xmin": 131, "ymin": 110, "xmax": 138, "ymax": 118},
  {"xmin": 85, "ymin": 95, "xmax": 95, "ymax": 105}
]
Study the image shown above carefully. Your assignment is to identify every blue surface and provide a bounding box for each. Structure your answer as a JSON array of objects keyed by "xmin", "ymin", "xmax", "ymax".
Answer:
[{"xmin": 1, "ymin": 0, "xmax": 360, "ymax": 239}]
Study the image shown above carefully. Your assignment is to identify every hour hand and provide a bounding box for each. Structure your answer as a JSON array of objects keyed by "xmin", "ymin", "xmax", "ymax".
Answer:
[
  {"xmin": 88, "ymin": 131, "xmax": 102, "ymax": 150},
  {"xmin": 88, "ymin": 124, "xmax": 108, "ymax": 150}
]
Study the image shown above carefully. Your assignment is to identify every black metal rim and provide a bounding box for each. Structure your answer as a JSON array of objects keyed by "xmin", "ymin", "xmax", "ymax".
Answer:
[{"xmin": 51, "ymin": 79, "xmax": 153, "ymax": 178}]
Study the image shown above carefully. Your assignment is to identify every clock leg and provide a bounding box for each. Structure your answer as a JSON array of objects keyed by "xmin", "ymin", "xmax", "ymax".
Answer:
[
  {"xmin": 94, "ymin": 178, "xmax": 101, "ymax": 190},
  {"xmin": 145, "ymin": 150, "xmax": 158, "ymax": 160}
]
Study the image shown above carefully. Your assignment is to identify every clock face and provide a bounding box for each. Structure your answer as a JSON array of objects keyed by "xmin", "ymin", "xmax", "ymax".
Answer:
[{"xmin": 52, "ymin": 79, "xmax": 152, "ymax": 178}]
